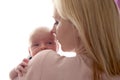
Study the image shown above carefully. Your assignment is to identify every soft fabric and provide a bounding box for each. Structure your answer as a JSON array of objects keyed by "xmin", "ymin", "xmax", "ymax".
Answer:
[{"xmin": 16, "ymin": 50, "xmax": 120, "ymax": 80}]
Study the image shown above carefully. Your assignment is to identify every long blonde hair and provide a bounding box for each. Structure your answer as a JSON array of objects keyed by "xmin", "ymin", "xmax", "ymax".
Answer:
[{"xmin": 53, "ymin": 0, "xmax": 120, "ymax": 79}]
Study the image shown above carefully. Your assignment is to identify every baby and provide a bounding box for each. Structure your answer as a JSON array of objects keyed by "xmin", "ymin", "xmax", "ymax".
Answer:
[{"xmin": 9, "ymin": 27, "xmax": 58, "ymax": 80}]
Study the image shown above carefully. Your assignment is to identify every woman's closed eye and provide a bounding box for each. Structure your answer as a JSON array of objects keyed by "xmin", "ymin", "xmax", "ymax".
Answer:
[{"xmin": 54, "ymin": 20, "xmax": 59, "ymax": 26}]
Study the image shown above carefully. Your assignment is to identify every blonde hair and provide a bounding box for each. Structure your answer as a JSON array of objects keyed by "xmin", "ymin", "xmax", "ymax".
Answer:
[
  {"xmin": 53, "ymin": 0, "xmax": 120, "ymax": 79},
  {"xmin": 29, "ymin": 26, "xmax": 50, "ymax": 42}
]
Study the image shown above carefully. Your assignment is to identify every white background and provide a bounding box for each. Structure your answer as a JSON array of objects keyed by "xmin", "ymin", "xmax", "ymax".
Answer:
[
  {"xmin": 0, "ymin": 0, "xmax": 75, "ymax": 80},
  {"xmin": 0, "ymin": 0, "xmax": 53, "ymax": 79}
]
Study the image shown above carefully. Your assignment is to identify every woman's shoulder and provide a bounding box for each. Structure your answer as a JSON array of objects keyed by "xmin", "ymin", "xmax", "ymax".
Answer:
[
  {"xmin": 20, "ymin": 50, "xmax": 93, "ymax": 80},
  {"xmin": 34, "ymin": 49, "xmax": 64, "ymax": 60},
  {"xmin": 31, "ymin": 49, "xmax": 93, "ymax": 67},
  {"xmin": 29, "ymin": 50, "xmax": 65, "ymax": 66}
]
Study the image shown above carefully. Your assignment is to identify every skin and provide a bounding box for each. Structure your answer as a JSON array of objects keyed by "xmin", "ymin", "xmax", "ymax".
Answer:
[
  {"xmin": 10, "ymin": 29, "xmax": 58, "ymax": 79},
  {"xmin": 52, "ymin": 10, "xmax": 79, "ymax": 52},
  {"xmin": 29, "ymin": 31, "xmax": 57, "ymax": 56}
]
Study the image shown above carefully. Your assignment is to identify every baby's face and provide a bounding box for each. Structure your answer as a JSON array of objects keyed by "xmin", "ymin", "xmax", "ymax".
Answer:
[{"xmin": 29, "ymin": 32, "xmax": 57, "ymax": 56}]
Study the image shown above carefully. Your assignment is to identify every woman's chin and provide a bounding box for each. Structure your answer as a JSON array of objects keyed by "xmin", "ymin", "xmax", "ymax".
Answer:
[{"xmin": 61, "ymin": 47, "xmax": 75, "ymax": 52}]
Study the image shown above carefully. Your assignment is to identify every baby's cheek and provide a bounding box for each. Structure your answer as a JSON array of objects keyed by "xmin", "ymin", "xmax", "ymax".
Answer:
[
  {"xmin": 51, "ymin": 45, "xmax": 57, "ymax": 51},
  {"xmin": 31, "ymin": 48, "xmax": 40, "ymax": 55}
]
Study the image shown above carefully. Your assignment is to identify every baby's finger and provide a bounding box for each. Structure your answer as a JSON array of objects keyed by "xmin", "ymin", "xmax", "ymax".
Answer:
[
  {"xmin": 23, "ymin": 58, "xmax": 29, "ymax": 63},
  {"xmin": 16, "ymin": 65, "xmax": 27, "ymax": 76},
  {"xmin": 20, "ymin": 61, "xmax": 28, "ymax": 68},
  {"xmin": 19, "ymin": 63, "xmax": 27, "ymax": 72},
  {"xmin": 15, "ymin": 66, "xmax": 23, "ymax": 76}
]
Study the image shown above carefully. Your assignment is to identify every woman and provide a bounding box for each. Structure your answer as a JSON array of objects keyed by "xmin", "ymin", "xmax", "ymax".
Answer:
[
  {"xmin": 16, "ymin": 0, "xmax": 120, "ymax": 80},
  {"xmin": 53, "ymin": 0, "xmax": 120, "ymax": 79}
]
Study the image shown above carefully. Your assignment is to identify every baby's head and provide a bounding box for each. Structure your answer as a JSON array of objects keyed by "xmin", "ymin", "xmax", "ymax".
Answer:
[{"xmin": 28, "ymin": 27, "xmax": 58, "ymax": 57}]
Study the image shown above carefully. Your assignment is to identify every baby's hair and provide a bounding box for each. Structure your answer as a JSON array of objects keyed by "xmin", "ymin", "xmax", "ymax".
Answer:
[{"xmin": 29, "ymin": 27, "xmax": 51, "ymax": 42}]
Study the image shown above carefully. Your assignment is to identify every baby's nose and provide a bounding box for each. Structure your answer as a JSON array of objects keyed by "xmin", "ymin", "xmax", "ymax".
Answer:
[{"xmin": 40, "ymin": 44, "xmax": 47, "ymax": 50}]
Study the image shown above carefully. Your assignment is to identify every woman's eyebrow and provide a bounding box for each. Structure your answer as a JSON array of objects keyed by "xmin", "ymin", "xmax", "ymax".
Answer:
[
  {"xmin": 52, "ymin": 15, "xmax": 58, "ymax": 19},
  {"xmin": 52, "ymin": 12, "xmax": 61, "ymax": 20}
]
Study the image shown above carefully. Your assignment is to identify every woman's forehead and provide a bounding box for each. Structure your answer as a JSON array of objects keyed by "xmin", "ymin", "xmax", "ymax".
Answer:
[{"xmin": 53, "ymin": 9, "xmax": 60, "ymax": 20}]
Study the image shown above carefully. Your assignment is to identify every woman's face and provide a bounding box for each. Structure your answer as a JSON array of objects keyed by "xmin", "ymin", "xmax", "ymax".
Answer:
[{"xmin": 52, "ymin": 10, "xmax": 78, "ymax": 52}]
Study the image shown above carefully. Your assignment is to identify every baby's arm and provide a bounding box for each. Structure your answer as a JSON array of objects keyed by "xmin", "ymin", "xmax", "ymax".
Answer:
[{"xmin": 9, "ymin": 58, "xmax": 29, "ymax": 80}]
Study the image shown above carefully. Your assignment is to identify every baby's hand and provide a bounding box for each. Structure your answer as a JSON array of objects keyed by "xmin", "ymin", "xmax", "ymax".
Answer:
[{"xmin": 15, "ymin": 58, "xmax": 29, "ymax": 77}]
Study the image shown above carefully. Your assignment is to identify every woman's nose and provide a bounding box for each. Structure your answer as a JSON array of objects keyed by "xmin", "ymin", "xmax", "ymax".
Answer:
[{"xmin": 51, "ymin": 25, "xmax": 56, "ymax": 34}]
